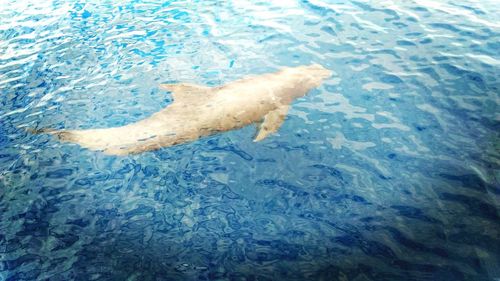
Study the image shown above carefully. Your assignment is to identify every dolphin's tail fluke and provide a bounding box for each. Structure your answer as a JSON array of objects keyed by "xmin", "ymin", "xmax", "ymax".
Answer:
[
  {"xmin": 27, "ymin": 126, "xmax": 136, "ymax": 155},
  {"xmin": 26, "ymin": 127, "xmax": 55, "ymax": 134},
  {"xmin": 28, "ymin": 127, "xmax": 78, "ymax": 142}
]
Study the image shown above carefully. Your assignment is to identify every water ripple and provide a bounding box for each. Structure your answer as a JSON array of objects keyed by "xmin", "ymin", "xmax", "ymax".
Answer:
[{"xmin": 1, "ymin": 0, "xmax": 499, "ymax": 280}]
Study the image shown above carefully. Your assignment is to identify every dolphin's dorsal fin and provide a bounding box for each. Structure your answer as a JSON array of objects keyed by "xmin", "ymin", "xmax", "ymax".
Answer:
[
  {"xmin": 254, "ymin": 105, "xmax": 289, "ymax": 142},
  {"xmin": 159, "ymin": 83, "xmax": 212, "ymax": 101}
]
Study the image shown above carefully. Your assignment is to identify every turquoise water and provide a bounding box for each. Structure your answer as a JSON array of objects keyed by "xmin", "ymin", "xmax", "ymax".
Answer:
[{"xmin": 1, "ymin": 0, "xmax": 499, "ymax": 280}]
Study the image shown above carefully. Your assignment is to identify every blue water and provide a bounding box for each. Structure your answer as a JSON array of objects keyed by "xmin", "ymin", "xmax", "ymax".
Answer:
[{"xmin": 1, "ymin": 0, "xmax": 499, "ymax": 280}]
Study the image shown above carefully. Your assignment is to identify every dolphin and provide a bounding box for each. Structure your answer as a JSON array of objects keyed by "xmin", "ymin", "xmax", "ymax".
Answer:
[{"xmin": 35, "ymin": 64, "xmax": 331, "ymax": 155}]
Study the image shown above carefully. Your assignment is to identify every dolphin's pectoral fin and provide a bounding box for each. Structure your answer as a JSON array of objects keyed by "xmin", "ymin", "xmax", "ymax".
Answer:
[
  {"xmin": 159, "ymin": 83, "xmax": 211, "ymax": 101},
  {"xmin": 254, "ymin": 105, "xmax": 289, "ymax": 142}
]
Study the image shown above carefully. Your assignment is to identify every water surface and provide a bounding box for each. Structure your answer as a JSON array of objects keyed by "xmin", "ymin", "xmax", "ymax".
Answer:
[{"xmin": 0, "ymin": 0, "xmax": 499, "ymax": 280}]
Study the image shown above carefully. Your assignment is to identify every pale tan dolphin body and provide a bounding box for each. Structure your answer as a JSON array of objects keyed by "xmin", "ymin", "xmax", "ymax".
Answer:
[{"xmin": 40, "ymin": 64, "xmax": 332, "ymax": 155}]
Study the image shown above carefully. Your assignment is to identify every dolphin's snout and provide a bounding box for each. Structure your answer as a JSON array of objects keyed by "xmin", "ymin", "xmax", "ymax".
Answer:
[
  {"xmin": 306, "ymin": 63, "xmax": 332, "ymax": 79},
  {"xmin": 318, "ymin": 68, "xmax": 333, "ymax": 79}
]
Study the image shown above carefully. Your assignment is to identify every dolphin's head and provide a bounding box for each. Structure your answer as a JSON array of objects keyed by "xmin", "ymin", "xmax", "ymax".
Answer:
[
  {"xmin": 302, "ymin": 63, "xmax": 333, "ymax": 81},
  {"xmin": 273, "ymin": 63, "xmax": 332, "ymax": 103},
  {"xmin": 286, "ymin": 64, "xmax": 332, "ymax": 95}
]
